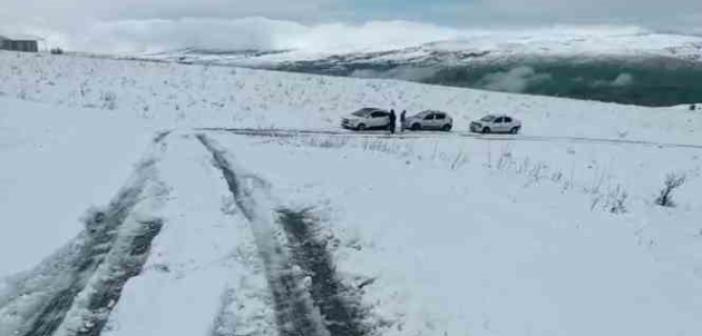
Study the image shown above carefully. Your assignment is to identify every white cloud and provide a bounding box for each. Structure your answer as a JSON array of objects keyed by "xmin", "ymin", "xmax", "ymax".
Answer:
[
  {"xmin": 592, "ymin": 73, "xmax": 636, "ymax": 88},
  {"xmin": 285, "ymin": 21, "xmax": 463, "ymax": 52},
  {"xmin": 0, "ymin": 0, "xmax": 333, "ymax": 23},
  {"xmin": 478, "ymin": 66, "xmax": 553, "ymax": 93},
  {"xmin": 470, "ymin": 0, "xmax": 702, "ymax": 20},
  {"xmin": 0, "ymin": 0, "xmax": 334, "ymax": 47},
  {"xmin": 1, "ymin": 0, "xmax": 701, "ymax": 53},
  {"xmin": 0, "ymin": 14, "xmax": 698, "ymax": 55},
  {"xmin": 1, "ymin": 17, "xmax": 466, "ymax": 53},
  {"xmin": 2, "ymin": 0, "xmax": 701, "ymax": 34},
  {"xmin": 71, "ymin": 18, "xmax": 308, "ymax": 53},
  {"xmin": 611, "ymin": 73, "xmax": 634, "ymax": 87}
]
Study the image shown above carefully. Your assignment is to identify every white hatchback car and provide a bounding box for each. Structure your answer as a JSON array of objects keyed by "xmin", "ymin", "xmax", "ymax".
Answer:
[
  {"xmin": 402, "ymin": 110, "xmax": 453, "ymax": 131},
  {"xmin": 341, "ymin": 108, "xmax": 391, "ymax": 131},
  {"xmin": 470, "ymin": 115, "xmax": 522, "ymax": 134}
]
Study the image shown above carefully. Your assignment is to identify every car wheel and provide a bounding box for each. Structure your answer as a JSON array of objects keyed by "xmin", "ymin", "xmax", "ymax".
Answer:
[
  {"xmin": 482, "ymin": 127, "xmax": 491, "ymax": 134},
  {"xmin": 442, "ymin": 124, "xmax": 452, "ymax": 132},
  {"xmin": 510, "ymin": 127, "xmax": 520, "ymax": 134},
  {"xmin": 357, "ymin": 124, "xmax": 366, "ymax": 131},
  {"xmin": 411, "ymin": 123, "xmax": 421, "ymax": 131}
]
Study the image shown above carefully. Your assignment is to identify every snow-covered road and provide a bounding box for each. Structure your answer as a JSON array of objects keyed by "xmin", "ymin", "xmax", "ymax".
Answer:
[
  {"xmin": 1, "ymin": 131, "xmax": 383, "ymax": 336},
  {"xmin": 203, "ymin": 127, "xmax": 702, "ymax": 149},
  {"xmin": 196, "ymin": 134, "xmax": 370, "ymax": 336}
]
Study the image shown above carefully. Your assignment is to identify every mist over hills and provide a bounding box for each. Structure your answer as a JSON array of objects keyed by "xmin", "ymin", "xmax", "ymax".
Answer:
[{"xmin": 270, "ymin": 53, "xmax": 702, "ymax": 107}]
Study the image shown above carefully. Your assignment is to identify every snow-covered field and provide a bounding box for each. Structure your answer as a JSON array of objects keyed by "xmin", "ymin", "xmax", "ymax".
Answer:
[
  {"xmin": 1, "ymin": 50, "xmax": 702, "ymax": 336},
  {"xmin": 2, "ymin": 51, "xmax": 701, "ymax": 144}
]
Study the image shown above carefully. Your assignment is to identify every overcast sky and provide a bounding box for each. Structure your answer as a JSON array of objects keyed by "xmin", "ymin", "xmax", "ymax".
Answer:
[{"xmin": 1, "ymin": 0, "xmax": 700, "ymax": 51}]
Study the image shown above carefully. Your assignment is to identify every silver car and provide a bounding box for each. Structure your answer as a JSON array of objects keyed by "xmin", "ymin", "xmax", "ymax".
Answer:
[
  {"xmin": 341, "ymin": 108, "xmax": 391, "ymax": 131},
  {"xmin": 470, "ymin": 115, "xmax": 522, "ymax": 134},
  {"xmin": 402, "ymin": 110, "xmax": 453, "ymax": 131}
]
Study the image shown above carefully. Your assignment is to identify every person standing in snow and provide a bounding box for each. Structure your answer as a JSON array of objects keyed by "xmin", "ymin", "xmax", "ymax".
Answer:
[
  {"xmin": 389, "ymin": 110, "xmax": 397, "ymax": 134},
  {"xmin": 400, "ymin": 110, "xmax": 407, "ymax": 132}
]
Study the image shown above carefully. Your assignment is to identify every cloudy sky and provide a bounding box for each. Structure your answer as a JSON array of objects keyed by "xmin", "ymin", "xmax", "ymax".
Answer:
[{"xmin": 1, "ymin": 0, "xmax": 700, "ymax": 52}]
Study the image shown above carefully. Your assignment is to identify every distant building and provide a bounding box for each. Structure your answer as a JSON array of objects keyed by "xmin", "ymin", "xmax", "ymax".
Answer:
[{"xmin": 0, "ymin": 35, "xmax": 39, "ymax": 52}]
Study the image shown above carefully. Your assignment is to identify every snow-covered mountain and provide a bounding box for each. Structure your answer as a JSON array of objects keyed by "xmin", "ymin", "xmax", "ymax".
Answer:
[
  {"xmin": 145, "ymin": 28, "xmax": 702, "ymax": 66},
  {"xmin": 138, "ymin": 29, "xmax": 702, "ymax": 106},
  {"xmin": 1, "ymin": 50, "xmax": 702, "ymax": 336}
]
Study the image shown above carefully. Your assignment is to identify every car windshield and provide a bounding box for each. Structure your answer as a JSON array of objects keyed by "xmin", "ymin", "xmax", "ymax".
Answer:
[
  {"xmin": 411, "ymin": 111, "xmax": 431, "ymax": 118},
  {"xmin": 352, "ymin": 109, "xmax": 375, "ymax": 117},
  {"xmin": 481, "ymin": 115, "xmax": 497, "ymax": 122}
]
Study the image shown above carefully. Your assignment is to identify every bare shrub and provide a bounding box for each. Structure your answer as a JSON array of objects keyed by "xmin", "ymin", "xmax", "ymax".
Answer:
[
  {"xmin": 605, "ymin": 185, "xmax": 628, "ymax": 214},
  {"xmin": 101, "ymin": 91, "xmax": 117, "ymax": 110},
  {"xmin": 450, "ymin": 151, "xmax": 469, "ymax": 170},
  {"xmin": 307, "ymin": 136, "xmax": 350, "ymax": 149},
  {"xmin": 496, "ymin": 151, "xmax": 514, "ymax": 170},
  {"xmin": 655, "ymin": 173, "xmax": 686, "ymax": 207},
  {"xmin": 527, "ymin": 162, "xmax": 547, "ymax": 184}
]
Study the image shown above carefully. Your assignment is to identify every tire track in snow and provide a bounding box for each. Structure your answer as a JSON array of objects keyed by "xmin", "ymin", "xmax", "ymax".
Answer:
[
  {"xmin": 0, "ymin": 132, "xmax": 170, "ymax": 336},
  {"xmin": 277, "ymin": 209, "xmax": 370, "ymax": 336},
  {"xmin": 66, "ymin": 218, "xmax": 163, "ymax": 336},
  {"xmin": 18, "ymin": 168, "xmax": 161, "ymax": 336},
  {"xmin": 209, "ymin": 288, "xmax": 238, "ymax": 336},
  {"xmin": 197, "ymin": 134, "xmax": 329, "ymax": 336},
  {"xmin": 21, "ymin": 186, "xmax": 143, "ymax": 336},
  {"xmin": 202, "ymin": 127, "xmax": 702, "ymax": 149}
]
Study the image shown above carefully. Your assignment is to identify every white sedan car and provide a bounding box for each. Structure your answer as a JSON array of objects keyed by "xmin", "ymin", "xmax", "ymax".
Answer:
[
  {"xmin": 470, "ymin": 115, "xmax": 522, "ymax": 134},
  {"xmin": 402, "ymin": 110, "xmax": 453, "ymax": 131},
  {"xmin": 341, "ymin": 108, "xmax": 391, "ymax": 131}
]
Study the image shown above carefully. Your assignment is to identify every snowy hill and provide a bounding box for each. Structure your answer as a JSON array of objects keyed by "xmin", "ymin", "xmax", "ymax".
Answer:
[
  {"xmin": 146, "ymin": 28, "xmax": 702, "ymax": 66},
  {"xmin": 137, "ymin": 28, "xmax": 702, "ymax": 106},
  {"xmin": 1, "ymin": 51, "xmax": 701, "ymax": 144},
  {"xmin": 1, "ymin": 50, "xmax": 702, "ymax": 336}
]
